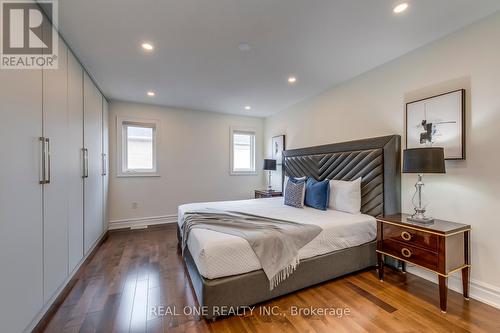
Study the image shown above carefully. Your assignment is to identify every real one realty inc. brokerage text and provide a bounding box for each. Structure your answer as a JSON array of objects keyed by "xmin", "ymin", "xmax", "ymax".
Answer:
[{"xmin": 150, "ymin": 305, "xmax": 352, "ymax": 318}]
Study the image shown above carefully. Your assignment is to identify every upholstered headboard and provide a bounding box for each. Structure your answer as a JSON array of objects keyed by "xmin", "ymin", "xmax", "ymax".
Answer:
[{"xmin": 283, "ymin": 135, "xmax": 401, "ymax": 216}]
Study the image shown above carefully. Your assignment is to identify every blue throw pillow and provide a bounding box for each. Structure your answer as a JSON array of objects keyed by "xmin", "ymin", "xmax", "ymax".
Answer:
[
  {"xmin": 304, "ymin": 178, "xmax": 330, "ymax": 210},
  {"xmin": 284, "ymin": 178, "xmax": 306, "ymax": 208}
]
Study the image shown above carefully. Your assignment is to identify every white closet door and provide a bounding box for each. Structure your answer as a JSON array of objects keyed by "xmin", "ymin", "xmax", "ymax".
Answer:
[
  {"xmin": 102, "ymin": 98, "xmax": 109, "ymax": 231},
  {"xmin": 0, "ymin": 66, "xmax": 43, "ymax": 332},
  {"xmin": 67, "ymin": 50, "xmax": 84, "ymax": 273},
  {"xmin": 42, "ymin": 36, "xmax": 69, "ymax": 303},
  {"xmin": 83, "ymin": 73, "xmax": 103, "ymax": 254}
]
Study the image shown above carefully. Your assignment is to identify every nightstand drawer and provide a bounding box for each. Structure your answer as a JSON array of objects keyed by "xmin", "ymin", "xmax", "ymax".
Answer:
[
  {"xmin": 383, "ymin": 223, "xmax": 438, "ymax": 251},
  {"xmin": 381, "ymin": 239, "xmax": 438, "ymax": 271}
]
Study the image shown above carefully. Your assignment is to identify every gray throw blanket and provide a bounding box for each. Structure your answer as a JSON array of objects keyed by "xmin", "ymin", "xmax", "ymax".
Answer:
[{"xmin": 181, "ymin": 209, "xmax": 322, "ymax": 290}]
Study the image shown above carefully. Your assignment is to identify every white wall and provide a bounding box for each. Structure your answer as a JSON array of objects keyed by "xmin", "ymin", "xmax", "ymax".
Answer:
[
  {"xmin": 264, "ymin": 12, "xmax": 500, "ymax": 306},
  {"xmin": 109, "ymin": 101, "xmax": 265, "ymax": 225}
]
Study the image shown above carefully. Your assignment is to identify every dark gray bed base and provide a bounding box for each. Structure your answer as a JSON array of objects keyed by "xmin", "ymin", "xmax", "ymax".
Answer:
[
  {"xmin": 180, "ymin": 233, "xmax": 376, "ymax": 319},
  {"xmin": 179, "ymin": 135, "xmax": 401, "ymax": 319}
]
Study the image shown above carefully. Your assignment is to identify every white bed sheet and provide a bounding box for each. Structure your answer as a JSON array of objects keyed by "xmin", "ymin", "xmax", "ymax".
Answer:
[{"xmin": 178, "ymin": 197, "xmax": 376, "ymax": 279}]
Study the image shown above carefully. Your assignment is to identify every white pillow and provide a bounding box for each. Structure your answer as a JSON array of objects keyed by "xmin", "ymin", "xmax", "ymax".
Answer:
[
  {"xmin": 283, "ymin": 176, "xmax": 306, "ymax": 193},
  {"xmin": 328, "ymin": 178, "xmax": 361, "ymax": 214}
]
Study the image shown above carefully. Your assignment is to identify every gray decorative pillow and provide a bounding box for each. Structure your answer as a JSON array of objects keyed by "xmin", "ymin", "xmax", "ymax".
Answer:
[{"xmin": 284, "ymin": 178, "xmax": 306, "ymax": 208}]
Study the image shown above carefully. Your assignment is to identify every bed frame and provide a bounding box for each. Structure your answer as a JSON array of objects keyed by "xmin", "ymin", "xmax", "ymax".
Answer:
[{"xmin": 178, "ymin": 135, "xmax": 401, "ymax": 319}]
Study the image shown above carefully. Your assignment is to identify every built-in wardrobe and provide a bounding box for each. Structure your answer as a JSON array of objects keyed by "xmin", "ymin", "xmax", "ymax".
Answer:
[{"xmin": 0, "ymin": 31, "xmax": 109, "ymax": 333}]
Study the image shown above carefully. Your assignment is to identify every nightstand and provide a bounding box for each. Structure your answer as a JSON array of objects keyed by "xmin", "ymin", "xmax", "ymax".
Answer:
[
  {"xmin": 254, "ymin": 190, "xmax": 282, "ymax": 199},
  {"xmin": 376, "ymin": 214, "xmax": 471, "ymax": 313}
]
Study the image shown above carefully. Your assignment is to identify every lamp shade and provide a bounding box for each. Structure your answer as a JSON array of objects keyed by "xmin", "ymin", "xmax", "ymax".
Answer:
[
  {"xmin": 403, "ymin": 148, "xmax": 446, "ymax": 174},
  {"xmin": 263, "ymin": 159, "xmax": 277, "ymax": 171}
]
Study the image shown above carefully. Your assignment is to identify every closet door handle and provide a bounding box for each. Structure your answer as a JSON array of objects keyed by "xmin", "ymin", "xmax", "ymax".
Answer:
[
  {"xmin": 82, "ymin": 148, "xmax": 89, "ymax": 178},
  {"xmin": 39, "ymin": 137, "xmax": 46, "ymax": 184},
  {"xmin": 102, "ymin": 153, "xmax": 107, "ymax": 176},
  {"xmin": 45, "ymin": 138, "xmax": 51, "ymax": 184},
  {"xmin": 81, "ymin": 149, "xmax": 85, "ymax": 178},
  {"xmin": 85, "ymin": 149, "xmax": 89, "ymax": 178}
]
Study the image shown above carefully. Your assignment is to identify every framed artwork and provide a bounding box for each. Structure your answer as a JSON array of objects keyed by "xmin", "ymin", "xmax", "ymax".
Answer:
[
  {"xmin": 406, "ymin": 89, "xmax": 466, "ymax": 160},
  {"xmin": 272, "ymin": 135, "xmax": 285, "ymax": 165}
]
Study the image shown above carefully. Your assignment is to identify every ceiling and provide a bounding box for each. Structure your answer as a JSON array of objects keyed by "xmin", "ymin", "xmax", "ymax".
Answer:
[{"xmin": 57, "ymin": 0, "xmax": 500, "ymax": 117}]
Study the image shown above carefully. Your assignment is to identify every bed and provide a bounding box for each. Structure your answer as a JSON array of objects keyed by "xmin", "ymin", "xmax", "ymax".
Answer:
[{"xmin": 177, "ymin": 135, "xmax": 401, "ymax": 319}]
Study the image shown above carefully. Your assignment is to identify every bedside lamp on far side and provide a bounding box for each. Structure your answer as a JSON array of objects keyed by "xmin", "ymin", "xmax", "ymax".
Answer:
[
  {"xmin": 403, "ymin": 147, "xmax": 446, "ymax": 224},
  {"xmin": 263, "ymin": 159, "xmax": 277, "ymax": 192}
]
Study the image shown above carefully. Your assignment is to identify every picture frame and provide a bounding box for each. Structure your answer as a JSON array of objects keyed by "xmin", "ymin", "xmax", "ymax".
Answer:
[
  {"xmin": 271, "ymin": 135, "xmax": 285, "ymax": 165},
  {"xmin": 405, "ymin": 89, "xmax": 466, "ymax": 160}
]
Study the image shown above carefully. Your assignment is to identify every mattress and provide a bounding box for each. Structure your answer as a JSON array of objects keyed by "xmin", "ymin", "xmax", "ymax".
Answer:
[{"xmin": 178, "ymin": 197, "xmax": 376, "ymax": 279}]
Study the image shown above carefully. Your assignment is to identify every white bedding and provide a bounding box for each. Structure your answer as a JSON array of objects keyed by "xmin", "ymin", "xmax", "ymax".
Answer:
[{"xmin": 178, "ymin": 197, "xmax": 376, "ymax": 279}]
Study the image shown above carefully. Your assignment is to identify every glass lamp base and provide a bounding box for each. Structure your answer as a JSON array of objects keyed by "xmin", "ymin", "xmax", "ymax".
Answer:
[
  {"xmin": 410, "ymin": 175, "xmax": 435, "ymax": 225},
  {"xmin": 408, "ymin": 214, "xmax": 435, "ymax": 225}
]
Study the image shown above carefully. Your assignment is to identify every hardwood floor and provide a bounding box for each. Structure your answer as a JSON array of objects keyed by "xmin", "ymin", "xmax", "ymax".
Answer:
[{"xmin": 39, "ymin": 224, "xmax": 500, "ymax": 333}]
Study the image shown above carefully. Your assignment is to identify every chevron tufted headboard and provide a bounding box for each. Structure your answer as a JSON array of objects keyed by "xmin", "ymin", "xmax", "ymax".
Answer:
[{"xmin": 283, "ymin": 135, "xmax": 401, "ymax": 217}]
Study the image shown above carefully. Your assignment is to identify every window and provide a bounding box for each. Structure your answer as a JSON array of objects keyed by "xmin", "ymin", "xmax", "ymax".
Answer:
[
  {"xmin": 230, "ymin": 128, "xmax": 256, "ymax": 175},
  {"xmin": 117, "ymin": 117, "xmax": 159, "ymax": 177}
]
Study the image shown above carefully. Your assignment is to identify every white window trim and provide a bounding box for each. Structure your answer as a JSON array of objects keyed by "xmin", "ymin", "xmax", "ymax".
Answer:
[
  {"xmin": 230, "ymin": 127, "xmax": 257, "ymax": 176},
  {"xmin": 116, "ymin": 116, "xmax": 160, "ymax": 177}
]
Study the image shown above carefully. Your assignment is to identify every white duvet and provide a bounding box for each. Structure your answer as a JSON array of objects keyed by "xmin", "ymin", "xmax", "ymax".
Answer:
[{"xmin": 178, "ymin": 197, "xmax": 376, "ymax": 279}]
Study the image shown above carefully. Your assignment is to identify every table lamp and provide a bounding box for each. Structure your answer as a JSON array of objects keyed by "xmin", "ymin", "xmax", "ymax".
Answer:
[
  {"xmin": 263, "ymin": 159, "xmax": 277, "ymax": 192},
  {"xmin": 403, "ymin": 147, "xmax": 446, "ymax": 224}
]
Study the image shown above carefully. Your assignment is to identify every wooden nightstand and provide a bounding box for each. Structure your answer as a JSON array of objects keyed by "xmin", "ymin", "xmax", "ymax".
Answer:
[
  {"xmin": 254, "ymin": 190, "xmax": 282, "ymax": 199},
  {"xmin": 376, "ymin": 214, "xmax": 471, "ymax": 313}
]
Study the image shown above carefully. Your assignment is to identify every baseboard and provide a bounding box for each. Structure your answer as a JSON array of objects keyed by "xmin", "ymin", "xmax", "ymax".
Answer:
[
  {"xmin": 108, "ymin": 214, "xmax": 177, "ymax": 230},
  {"xmin": 29, "ymin": 231, "xmax": 109, "ymax": 333},
  {"xmin": 406, "ymin": 266, "xmax": 500, "ymax": 310}
]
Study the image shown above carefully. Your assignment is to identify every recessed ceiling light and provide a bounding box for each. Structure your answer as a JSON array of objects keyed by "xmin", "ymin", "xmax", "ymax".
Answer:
[
  {"xmin": 288, "ymin": 76, "xmax": 297, "ymax": 84},
  {"xmin": 147, "ymin": 91, "xmax": 155, "ymax": 97},
  {"xmin": 245, "ymin": 105, "xmax": 251, "ymax": 110},
  {"xmin": 141, "ymin": 42, "xmax": 154, "ymax": 51},
  {"xmin": 393, "ymin": 3, "xmax": 409, "ymax": 14},
  {"xmin": 238, "ymin": 43, "xmax": 251, "ymax": 51}
]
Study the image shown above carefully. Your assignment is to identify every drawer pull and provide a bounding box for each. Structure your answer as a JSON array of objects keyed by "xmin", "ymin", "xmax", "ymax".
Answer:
[
  {"xmin": 401, "ymin": 231, "xmax": 412, "ymax": 241},
  {"xmin": 401, "ymin": 248, "xmax": 412, "ymax": 258}
]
